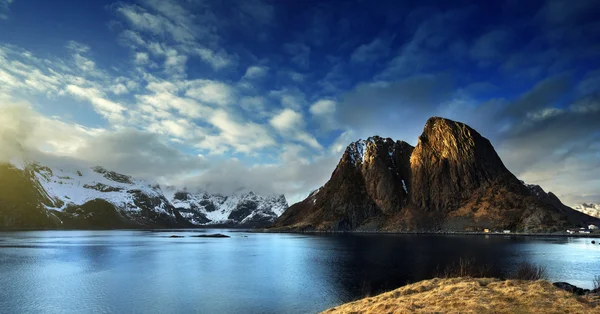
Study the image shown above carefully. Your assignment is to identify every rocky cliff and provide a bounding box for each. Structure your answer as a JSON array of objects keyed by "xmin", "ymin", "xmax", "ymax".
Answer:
[{"xmin": 274, "ymin": 117, "xmax": 598, "ymax": 232}]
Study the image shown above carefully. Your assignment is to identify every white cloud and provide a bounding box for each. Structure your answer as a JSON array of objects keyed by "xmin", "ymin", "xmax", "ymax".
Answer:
[
  {"xmin": 243, "ymin": 65, "xmax": 268, "ymax": 79},
  {"xmin": 240, "ymin": 95, "xmax": 266, "ymax": 113},
  {"xmin": 202, "ymin": 109, "xmax": 276, "ymax": 154},
  {"xmin": 134, "ymin": 52, "xmax": 150, "ymax": 65},
  {"xmin": 66, "ymin": 85, "xmax": 126, "ymax": 123},
  {"xmin": 270, "ymin": 109, "xmax": 322, "ymax": 150},
  {"xmin": 310, "ymin": 99, "xmax": 337, "ymax": 130},
  {"xmin": 164, "ymin": 48, "xmax": 187, "ymax": 77},
  {"xmin": 269, "ymin": 108, "xmax": 300, "ymax": 130},
  {"xmin": 269, "ymin": 87, "xmax": 306, "ymax": 109},
  {"xmin": 310, "ymin": 99, "xmax": 336, "ymax": 116},
  {"xmin": 185, "ymin": 79, "xmax": 235, "ymax": 106},
  {"xmin": 196, "ymin": 48, "xmax": 233, "ymax": 70},
  {"xmin": 116, "ymin": 4, "xmax": 195, "ymax": 44},
  {"xmin": 111, "ymin": 83, "xmax": 128, "ymax": 95}
]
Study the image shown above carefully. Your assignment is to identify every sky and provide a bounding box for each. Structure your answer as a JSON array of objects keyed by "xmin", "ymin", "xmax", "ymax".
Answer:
[{"xmin": 0, "ymin": 0, "xmax": 599, "ymax": 205}]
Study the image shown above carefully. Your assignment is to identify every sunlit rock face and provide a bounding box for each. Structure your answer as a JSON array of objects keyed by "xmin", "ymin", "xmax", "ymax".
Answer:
[
  {"xmin": 275, "ymin": 117, "xmax": 599, "ymax": 232},
  {"xmin": 410, "ymin": 117, "xmax": 515, "ymax": 212}
]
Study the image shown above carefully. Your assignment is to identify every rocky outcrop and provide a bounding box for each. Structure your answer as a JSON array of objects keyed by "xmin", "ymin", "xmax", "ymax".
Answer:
[
  {"xmin": 553, "ymin": 282, "xmax": 600, "ymax": 296},
  {"xmin": 274, "ymin": 117, "xmax": 599, "ymax": 232},
  {"xmin": 275, "ymin": 136, "xmax": 413, "ymax": 231}
]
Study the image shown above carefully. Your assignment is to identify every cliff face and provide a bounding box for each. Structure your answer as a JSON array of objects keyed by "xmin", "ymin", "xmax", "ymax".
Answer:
[
  {"xmin": 410, "ymin": 117, "xmax": 517, "ymax": 213},
  {"xmin": 274, "ymin": 117, "xmax": 599, "ymax": 232},
  {"xmin": 275, "ymin": 136, "xmax": 413, "ymax": 231}
]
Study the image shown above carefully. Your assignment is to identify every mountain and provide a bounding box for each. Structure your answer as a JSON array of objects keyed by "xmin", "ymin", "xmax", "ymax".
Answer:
[
  {"xmin": 0, "ymin": 161, "xmax": 287, "ymax": 229},
  {"xmin": 574, "ymin": 204, "xmax": 600, "ymax": 218},
  {"xmin": 274, "ymin": 117, "xmax": 598, "ymax": 232}
]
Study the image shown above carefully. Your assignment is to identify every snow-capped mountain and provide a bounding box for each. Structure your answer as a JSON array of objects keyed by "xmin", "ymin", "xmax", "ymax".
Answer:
[
  {"xmin": 0, "ymin": 161, "xmax": 288, "ymax": 229},
  {"xmin": 163, "ymin": 188, "xmax": 288, "ymax": 226},
  {"xmin": 574, "ymin": 204, "xmax": 600, "ymax": 218}
]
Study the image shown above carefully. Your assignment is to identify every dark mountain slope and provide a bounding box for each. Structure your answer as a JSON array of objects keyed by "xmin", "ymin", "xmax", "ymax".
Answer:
[{"xmin": 274, "ymin": 117, "xmax": 598, "ymax": 232}]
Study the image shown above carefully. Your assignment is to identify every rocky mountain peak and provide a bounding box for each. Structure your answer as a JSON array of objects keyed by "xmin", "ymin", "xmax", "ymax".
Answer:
[
  {"xmin": 274, "ymin": 116, "xmax": 599, "ymax": 232},
  {"xmin": 410, "ymin": 117, "xmax": 514, "ymax": 212}
]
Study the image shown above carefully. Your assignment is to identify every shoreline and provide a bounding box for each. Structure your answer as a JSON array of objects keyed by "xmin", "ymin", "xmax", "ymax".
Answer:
[
  {"xmin": 260, "ymin": 229, "xmax": 600, "ymax": 238},
  {"xmin": 2, "ymin": 227, "xmax": 600, "ymax": 238}
]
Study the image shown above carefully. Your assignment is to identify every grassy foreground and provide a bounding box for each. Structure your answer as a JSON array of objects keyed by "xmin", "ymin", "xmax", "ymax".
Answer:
[{"xmin": 322, "ymin": 277, "xmax": 600, "ymax": 314}]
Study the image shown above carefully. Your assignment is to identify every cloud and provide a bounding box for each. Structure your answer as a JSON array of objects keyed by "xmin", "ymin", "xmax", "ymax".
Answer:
[
  {"xmin": 181, "ymin": 152, "xmax": 339, "ymax": 203},
  {"xmin": 337, "ymin": 74, "xmax": 454, "ymax": 140},
  {"xmin": 310, "ymin": 99, "xmax": 337, "ymax": 130},
  {"xmin": 536, "ymin": 0, "xmax": 600, "ymax": 26},
  {"xmin": 66, "ymin": 85, "xmax": 126, "ymax": 123},
  {"xmin": 283, "ymin": 42, "xmax": 311, "ymax": 69},
  {"xmin": 134, "ymin": 52, "xmax": 150, "ymax": 65},
  {"xmin": 376, "ymin": 7, "xmax": 472, "ymax": 79},
  {"xmin": 310, "ymin": 99, "xmax": 335, "ymax": 116},
  {"xmin": 201, "ymin": 109, "xmax": 276, "ymax": 154},
  {"xmin": 270, "ymin": 108, "xmax": 303, "ymax": 131},
  {"xmin": 0, "ymin": 0, "xmax": 14, "ymax": 19},
  {"xmin": 116, "ymin": 4, "xmax": 195, "ymax": 44},
  {"xmin": 195, "ymin": 48, "xmax": 233, "ymax": 70},
  {"xmin": 350, "ymin": 36, "xmax": 393, "ymax": 63},
  {"xmin": 184, "ymin": 79, "xmax": 236, "ymax": 106},
  {"xmin": 502, "ymin": 74, "xmax": 569, "ymax": 119},
  {"xmin": 0, "ymin": 103, "xmax": 205, "ymax": 181},
  {"xmin": 240, "ymin": 96, "xmax": 266, "ymax": 114},
  {"xmin": 270, "ymin": 108, "xmax": 322, "ymax": 150},
  {"xmin": 243, "ymin": 65, "xmax": 268, "ymax": 79},
  {"xmin": 74, "ymin": 128, "xmax": 207, "ymax": 180},
  {"xmin": 470, "ymin": 29, "xmax": 513, "ymax": 65}
]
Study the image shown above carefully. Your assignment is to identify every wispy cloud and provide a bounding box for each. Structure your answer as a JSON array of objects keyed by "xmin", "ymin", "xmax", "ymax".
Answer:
[{"xmin": 0, "ymin": 0, "xmax": 14, "ymax": 19}]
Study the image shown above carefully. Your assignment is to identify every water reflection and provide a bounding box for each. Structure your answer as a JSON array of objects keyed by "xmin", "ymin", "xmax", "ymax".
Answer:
[{"xmin": 0, "ymin": 231, "xmax": 599, "ymax": 314}]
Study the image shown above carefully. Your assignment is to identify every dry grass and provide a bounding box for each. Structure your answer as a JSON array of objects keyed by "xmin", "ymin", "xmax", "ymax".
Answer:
[
  {"xmin": 510, "ymin": 262, "xmax": 548, "ymax": 281},
  {"xmin": 322, "ymin": 277, "xmax": 599, "ymax": 314},
  {"xmin": 436, "ymin": 258, "xmax": 493, "ymax": 278}
]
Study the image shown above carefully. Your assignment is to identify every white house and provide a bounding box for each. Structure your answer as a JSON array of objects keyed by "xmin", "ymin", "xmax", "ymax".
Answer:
[{"xmin": 589, "ymin": 224, "xmax": 598, "ymax": 230}]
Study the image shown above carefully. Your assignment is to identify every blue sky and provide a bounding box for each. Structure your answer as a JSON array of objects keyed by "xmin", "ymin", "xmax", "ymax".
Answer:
[{"xmin": 1, "ymin": 0, "xmax": 599, "ymax": 205}]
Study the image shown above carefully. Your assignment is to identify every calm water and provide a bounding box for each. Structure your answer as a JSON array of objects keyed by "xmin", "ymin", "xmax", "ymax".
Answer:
[{"xmin": 1, "ymin": 230, "xmax": 599, "ymax": 313}]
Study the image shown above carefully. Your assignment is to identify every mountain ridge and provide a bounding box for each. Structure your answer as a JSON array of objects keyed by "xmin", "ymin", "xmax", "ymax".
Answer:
[
  {"xmin": 0, "ymin": 161, "xmax": 288, "ymax": 229},
  {"xmin": 274, "ymin": 117, "xmax": 598, "ymax": 232}
]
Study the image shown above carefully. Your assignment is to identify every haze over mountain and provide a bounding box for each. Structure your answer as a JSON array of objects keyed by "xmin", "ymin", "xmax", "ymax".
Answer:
[{"xmin": 0, "ymin": 0, "xmax": 599, "ymax": 206}]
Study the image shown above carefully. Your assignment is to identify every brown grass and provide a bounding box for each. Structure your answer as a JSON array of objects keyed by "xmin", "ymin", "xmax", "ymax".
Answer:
[
  {"xmin": 322, "ymin": 277, "xmax": 599, "ymax": 314},
  {"xmin": 436, "ymin": 258, "xmax": 493, "ymax": 278},
  {"xmin": 510, "ymin": 262, "xmax": 548, "ymax": 281}
]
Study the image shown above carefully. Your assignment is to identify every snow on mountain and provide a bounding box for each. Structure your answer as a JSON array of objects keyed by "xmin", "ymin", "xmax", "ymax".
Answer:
[
  {"xmin": 574, "ymin": 203, "xmax": 600, "ymax": 218},
  {"xmin": 347, "ymin": 137, "xmax": 397, "ymax": 165},
  {"xmin": 162, "ymin": 187, "xmax": 288, "ymax": 226},
  {"xmin": 3, "ymin": 161, "xmax": 288, "ymax": 228},
  {"xmin": 35, "ymin": 164, "xmax": 170, "ymax": 214}
]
